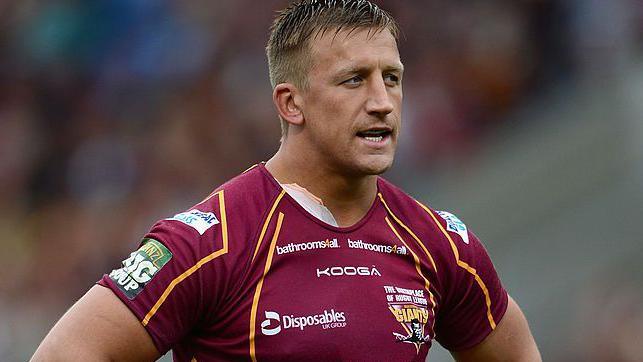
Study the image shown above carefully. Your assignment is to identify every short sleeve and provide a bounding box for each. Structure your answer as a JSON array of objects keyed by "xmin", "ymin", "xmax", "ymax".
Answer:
[
  {"xmin": 433, "ymin": 215, "xmax": 508, "ymax": 351},
  {"xmin": 98, "ymin": 204, "xmax": 228, "ymax": 354}
]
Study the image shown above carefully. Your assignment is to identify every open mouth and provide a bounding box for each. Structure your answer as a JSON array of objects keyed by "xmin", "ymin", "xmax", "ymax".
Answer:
[{"xmin": 356, "ymin": 128, "xmax": 392, "ymax": 143}]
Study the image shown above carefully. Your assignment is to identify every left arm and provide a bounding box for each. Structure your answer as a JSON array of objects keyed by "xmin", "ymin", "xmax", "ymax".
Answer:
[{"xmin": 451, "ymin": 295, "xmax": 541, "ymax": 362}]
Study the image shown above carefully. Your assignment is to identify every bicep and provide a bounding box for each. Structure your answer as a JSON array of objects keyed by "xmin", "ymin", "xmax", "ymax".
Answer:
[
  {"xmin": 31, "ymin": 285, "xmax": 160, "ymax": 362},
  {"xmin": 451, "ymin": 296, "xmax": 541, "ymax": 362}
]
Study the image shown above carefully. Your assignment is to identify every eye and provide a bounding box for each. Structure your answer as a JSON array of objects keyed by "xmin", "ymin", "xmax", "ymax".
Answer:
[
  {"xmin": 342, "ymin": 76, "xmax": 362, "ymax": 86},
  {"xmin": 384, "ymin": 73, "xmax": 400, "ymax": 86}
]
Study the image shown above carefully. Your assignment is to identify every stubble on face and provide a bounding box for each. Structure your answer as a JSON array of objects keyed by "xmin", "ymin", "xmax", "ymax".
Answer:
[{"xmin": 296, "ymin": 27, "xmax": 403, "ymax": 178}]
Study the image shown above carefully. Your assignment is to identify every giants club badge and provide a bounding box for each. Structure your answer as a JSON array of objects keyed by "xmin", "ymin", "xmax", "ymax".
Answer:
[{"xmin": 384, "ymin": 285, "xmax": 432, "ymax": 353}]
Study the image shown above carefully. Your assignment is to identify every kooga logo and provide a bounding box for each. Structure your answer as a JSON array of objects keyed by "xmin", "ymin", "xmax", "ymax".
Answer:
[{"xmin": 316, "ymin": 266, "xmax": 381, "ymax": 278}]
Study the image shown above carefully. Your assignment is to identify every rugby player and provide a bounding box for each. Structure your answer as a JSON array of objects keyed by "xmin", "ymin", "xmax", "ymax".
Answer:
[{"xmin": 32, "ymin": 0, "xmax": 541, "ymax": 360}]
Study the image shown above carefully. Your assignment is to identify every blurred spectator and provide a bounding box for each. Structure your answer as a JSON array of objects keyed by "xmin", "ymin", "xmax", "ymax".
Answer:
[{"xmin": 1, "ymin": 0, "xmax": 641, "ymax": 360}]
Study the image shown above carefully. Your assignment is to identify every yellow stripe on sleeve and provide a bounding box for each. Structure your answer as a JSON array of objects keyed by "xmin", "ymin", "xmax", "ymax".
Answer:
[
  {"xmin": 142, "ymin": 190, "xmax": 229, "ymax": 326},
  {"xmin": 415, "ymin": 200, "xmax": 497, "ymax": 330}
]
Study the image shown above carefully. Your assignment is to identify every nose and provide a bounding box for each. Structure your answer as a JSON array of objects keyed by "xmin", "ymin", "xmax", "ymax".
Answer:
[{"xmin": 365, "ymin": 76, "xmax": 394, "ymax": 117}]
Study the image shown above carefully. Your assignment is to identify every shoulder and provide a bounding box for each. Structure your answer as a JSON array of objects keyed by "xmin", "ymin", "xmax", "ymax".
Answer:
[
  {"xmin": 376, "ymin": 177, "xmax": 471, "ymax": 246},
  {"xmin": 98, "ymin": 164, "xmax": 285, "ymax": 352},
  {"xmin": 197, "ymin": 163, "xmax": 281, "ymax": 217},
  {"xmin": 376, "ymin": 177, "xmax": 443, "ymax": 234},
  {"xmin": 376, "ymin": 178, "xmax": 452, "ymax": 266},
  {"xmin": 376, "ymin": 177, "xmax": 483, "ymax": 278},
  {"xmin": 149, "ymin": 164, "xmax": 283, "ymax": 257}
]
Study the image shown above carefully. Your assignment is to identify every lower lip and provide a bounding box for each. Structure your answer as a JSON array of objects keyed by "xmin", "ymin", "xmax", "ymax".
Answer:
[{"xmin": 358, "ymin": 134, "xmax": 392, "ymax": 148}]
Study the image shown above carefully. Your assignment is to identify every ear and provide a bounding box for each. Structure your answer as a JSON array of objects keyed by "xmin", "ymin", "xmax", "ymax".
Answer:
[{"xmin": 273, "ymin": 83, "xmax": 304, "ymax": 127}]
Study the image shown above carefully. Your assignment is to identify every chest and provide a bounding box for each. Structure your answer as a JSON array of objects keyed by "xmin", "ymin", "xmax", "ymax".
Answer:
[
  {"xmin": 257, "ymin": 235, "xmax": 435, "ymax": 359},
  {"xmin": 195, "ymin": 205, "xmax": 442, "ymax": 361}
]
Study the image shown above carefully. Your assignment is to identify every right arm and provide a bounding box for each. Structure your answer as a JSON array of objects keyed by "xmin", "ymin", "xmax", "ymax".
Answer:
[
  {"xmin": 31, "ymin": 285, "xmax": 160, "ymax": 362},
  {"xmin": 33, "ymin": 191, "xmax": 231, "ymax": 361}
]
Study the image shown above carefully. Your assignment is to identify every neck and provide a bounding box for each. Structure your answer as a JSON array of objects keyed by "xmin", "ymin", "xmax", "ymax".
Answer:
[{"xmin": 265, "ymin": 146, "xmax": 378, "ymax": 227}]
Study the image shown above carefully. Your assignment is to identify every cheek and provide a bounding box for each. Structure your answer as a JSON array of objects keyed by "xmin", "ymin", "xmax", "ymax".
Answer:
[
  {"xmin": 323, "ymin": 92, "xmax": 351, "ymax": 113},
  {"xmin": 317, "ymin": 98, "xmax": 353, "ymax": 131},
  {"xmin": 392, "ymin": 90, "xmax": 403, "ymax": 111},
  {"xmin": 304, "ymin": 88, "xmax": 363, "ymax": 141}
]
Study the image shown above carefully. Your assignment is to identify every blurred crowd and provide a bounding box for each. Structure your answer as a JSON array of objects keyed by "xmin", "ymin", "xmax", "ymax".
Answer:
[{"xmin": 0, "ymin": 0, "xmax": 641, "ymax": 360}]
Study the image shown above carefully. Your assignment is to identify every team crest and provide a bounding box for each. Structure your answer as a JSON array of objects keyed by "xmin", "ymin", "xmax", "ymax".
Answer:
[
  {"xmin": 393, "ymin": 317, "xmax": 430, "ymax": 347},
  {"xmin": 384, "ymin": 285, "xmax": 432, "ymax": 353}
]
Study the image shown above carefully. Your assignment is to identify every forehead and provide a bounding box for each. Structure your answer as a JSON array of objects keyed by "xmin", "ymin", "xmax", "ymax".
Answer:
[{"xmin": 307, "ymin": 28, "xmax": 402, "ymax": 75}]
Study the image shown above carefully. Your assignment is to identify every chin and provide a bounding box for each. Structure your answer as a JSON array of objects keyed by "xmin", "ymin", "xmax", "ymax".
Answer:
[{"xmin": 355, "ymin": 156, "xmax": 394, "ymax": 176}]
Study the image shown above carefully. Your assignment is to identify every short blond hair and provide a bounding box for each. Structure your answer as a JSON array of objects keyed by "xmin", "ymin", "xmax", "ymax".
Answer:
[{"xmin": 266, "ymin": 0, "xmax": 400, "ymax": 136}]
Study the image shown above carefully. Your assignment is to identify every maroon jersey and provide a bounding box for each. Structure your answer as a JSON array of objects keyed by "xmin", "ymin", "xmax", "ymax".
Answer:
[{"xmin": 99, "ymin": 164, "xmax": 508, "ymax": 361}]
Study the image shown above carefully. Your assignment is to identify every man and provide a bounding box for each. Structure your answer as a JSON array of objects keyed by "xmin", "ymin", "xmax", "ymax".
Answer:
[{"xmin": 32, "ymin": 1, "xmax": 541, "ymax": 361}]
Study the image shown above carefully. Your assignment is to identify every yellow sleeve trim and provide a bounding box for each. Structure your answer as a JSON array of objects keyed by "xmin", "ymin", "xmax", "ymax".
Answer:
[
  {"xmin": 415, "ymin": 200, "xmax": 497, "ymax": 330},
  {"xmin": 142, "ymin": 190, "xmax": 229, "ymax": 326},
  {"xmin": 249, "ymin": 212, "xmax": 284, "ymax": 362}
]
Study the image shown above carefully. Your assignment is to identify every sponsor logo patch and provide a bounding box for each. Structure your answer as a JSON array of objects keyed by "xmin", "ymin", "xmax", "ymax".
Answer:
[
  {"xmin": 261, "ymin": 309, "xmax": 347, "ymax": 336},
  {"xmin": 316, "ymin": 265, "xmax": 382, "ymax": 278},
  {"xmin": 384, "ymin": 285, "xmax": 432, "ymax": 353},
  {"xmin": 276, "ymin": 238, "xmax": 339, "ymax": 256},
  {"xmin": 109, "ymin": 238, "xmax": 172, "ymax": 299},
  {"xmin": 436, "ymin": 211, "xmax": 469, "ymax": 244},
  {"xmin": 347, "ymin": 238, "xmax": 407, "ymax": 255},
  {"xmin": 168, "ymin": 209, "xmax": 219, "ymax": 235}
]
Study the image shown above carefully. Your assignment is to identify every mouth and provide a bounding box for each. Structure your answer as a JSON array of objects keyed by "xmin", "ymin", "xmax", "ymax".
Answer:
[{"xmin": 356, "ymin": 127, "xmax": 393, "ymax": 143}]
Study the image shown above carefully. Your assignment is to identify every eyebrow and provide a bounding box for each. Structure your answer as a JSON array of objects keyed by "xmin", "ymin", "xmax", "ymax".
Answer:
[{"xmin": 333, "ymin": 63, "xmax": 405, "ymax": 80}]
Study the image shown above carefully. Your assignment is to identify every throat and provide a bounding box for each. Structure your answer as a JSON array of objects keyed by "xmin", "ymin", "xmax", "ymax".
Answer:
[{"xmin": 265, "ymin": 154, "xmax": 379, "ymax": 227}]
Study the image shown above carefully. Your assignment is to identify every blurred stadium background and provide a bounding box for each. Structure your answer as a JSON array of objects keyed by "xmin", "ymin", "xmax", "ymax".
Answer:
[{"xmin": 1, "ymin": 0, "xmax": 642, "ymax": 361}]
